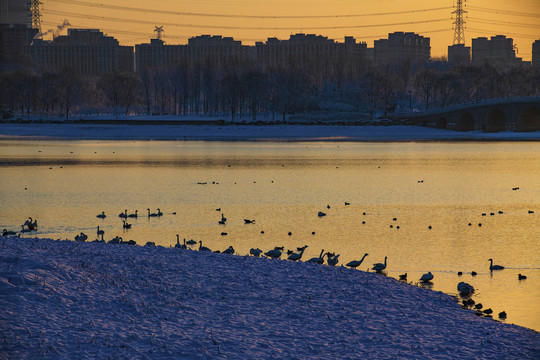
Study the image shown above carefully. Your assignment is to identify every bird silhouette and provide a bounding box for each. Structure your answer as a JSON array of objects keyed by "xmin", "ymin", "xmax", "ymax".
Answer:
[
  {"xmin": 327, "ymin": 253, "xmax": 340, "ymax": 266},
  {"xmin": 223, "ymin": 246, "xmax": 235, "ymax": 254},
  {"xmin": 288, "ymin": 245, "xmax": 308, "ymax": 261},
  {"xmin": 420, "ymin": 272, "xmax": 434, "ymax": 282},
  {"xmin": 250, "ymin": 248, "xmax": 263, "ymax": 257},
  {"xmin": 198, "ymin": 241, "xmax": 211, "ymax": 252},
  {"xmin": 346, "ymin": 253, "xmax": 369, "ymax": 269},
  {"xmin": 372, "ymin": 256, "xmax": 388, "ymax": 273},
  {"xmin": 307, "ymin": 249, "xmax": 326, "ymax": 264},
  {"xmin": 265, "ymin": 249, "xmax": 282, "ymax": 259},
  {"xmin": 489, "ymin": 258, "xmax": 505, "ymax": 271},
  {"xmin": 175, "ymin": 235, "xmax": 187, "ymax": 249}
]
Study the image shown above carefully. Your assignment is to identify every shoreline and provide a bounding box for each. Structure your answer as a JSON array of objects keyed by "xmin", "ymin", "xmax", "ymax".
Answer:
[
  {"xmin": 1, "ymin": 123, "xmax": 540, "ymax": 142},
  {"xmin": 1, "ymin": 236, "xmax": 539, "ymax": 359}
]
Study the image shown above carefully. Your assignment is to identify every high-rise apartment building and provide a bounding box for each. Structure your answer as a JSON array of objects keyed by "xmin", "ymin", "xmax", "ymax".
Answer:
[
  {"xmin": 471, "ymin": 35, "xmax": 518, "ymax": 65},
  {"xmin": 32, "ymin": 29, "xmax": 134, "ymax": 75},
  {"xmin": 255, "ymin": 33, "xmax": 368, "ymax": 69},
  {"xmin": 532, "ymin": 39, "xmax": 540, "ymax": 68},
  {"xmin": 374, "ymin": 32, "xmax": 430, "ymax": 64},
  {"xmin": 448, "ymin": 43, "xmax": 471, "ymax": 64}
]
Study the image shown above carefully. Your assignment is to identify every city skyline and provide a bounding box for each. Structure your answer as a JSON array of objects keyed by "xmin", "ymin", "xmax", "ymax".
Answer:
[{"xmin": 37, "ymin": 0, "xmax": 540, "ymax": 61}]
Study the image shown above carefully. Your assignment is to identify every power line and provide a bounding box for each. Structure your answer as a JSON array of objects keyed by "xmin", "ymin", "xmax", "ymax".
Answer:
[
  {"xmin": 41, "ymin": 21, "xmax": 450, "ymax": 44},
  {"xmin": 467, "ymin": 27, "xmax": 540, "ymax": 40},
  {"xmin": 46, "ymin": 0, "xmax": 451, "ymax": 19},
  {"xmin": 45, "ymin": 10, "xmax": 450, "ymax": 30},
  {"xmin": 468, "ymin": 17, "xmax": 540, "ymax": 29},
  {"xmin": 467, "ymin": 5, "xmax": 540, "ymax": 18}
]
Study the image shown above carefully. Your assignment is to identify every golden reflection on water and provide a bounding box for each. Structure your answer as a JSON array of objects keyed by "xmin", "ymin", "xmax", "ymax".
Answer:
[{"xmin": 0, "ymin": 140, "xmax": 539, "ymax": 331}]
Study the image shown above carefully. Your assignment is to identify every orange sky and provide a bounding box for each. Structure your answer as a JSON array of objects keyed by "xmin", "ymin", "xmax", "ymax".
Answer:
[{"xmin": 40, "ymin": 0, "xmax": 540, "ymax": 61}]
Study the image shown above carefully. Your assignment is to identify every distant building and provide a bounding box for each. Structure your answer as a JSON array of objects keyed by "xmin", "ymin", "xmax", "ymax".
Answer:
[
  {"xmin": 448, "ymin": 43, "xmax": 470, "ymax": 65},
  {"xmin": 374, "ymin": 32, "xmax": 430, "ymax": 64},
  {"xmin": 471, "ymin": 35, "xmax": 519, "ymax": 66},
  {"xmin": 0, "ymin": 24, "xmax": 37, "ymax": 61},
  {"xmin": 187, "ymin": 35, "xmax": 252, "ymax": 64},
  {"xmin": 135, "ymin": 38, "xmax": 185, "ymax": 72},
  {"xmin": 135, "ymin": 35, "xmax": 252, "ymax": 72},
  {"xmin": 0, "ymin": 0, "xmax": 29, "ymax": 26},
  {"xmin": 0, "ymin": 0, "xmax": 35, "ymax": 62},
  {"xmin": 533, "ymin": 40, "xmax": 540, "ymax": 68},
  {"xmin": 32, "ymin": 29, "xmax": 134, "ymax": 75},
  {"xmin": 255, "ymin": 33, "xmax": 368, "ymax": 70}
]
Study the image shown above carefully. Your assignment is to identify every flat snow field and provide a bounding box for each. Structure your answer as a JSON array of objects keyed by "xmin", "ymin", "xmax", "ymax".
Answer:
[
  {"xmin": 1, "ymin": 123, "xmax": 540, "ymax": 141},
  {"xmin": 1, "ymin": 237, "xmax": 538, "ymax": 359}
]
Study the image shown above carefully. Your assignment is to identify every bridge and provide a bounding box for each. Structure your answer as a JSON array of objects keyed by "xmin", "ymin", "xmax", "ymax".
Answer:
[{"xmin": 397, "ymin": 98, "xmax": 540, "ymax": 132}]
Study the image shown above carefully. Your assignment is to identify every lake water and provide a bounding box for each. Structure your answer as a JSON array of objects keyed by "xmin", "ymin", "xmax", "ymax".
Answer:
[{"xmin": 1, "ymin": 140, "xmax": 539, "ymax": 331}]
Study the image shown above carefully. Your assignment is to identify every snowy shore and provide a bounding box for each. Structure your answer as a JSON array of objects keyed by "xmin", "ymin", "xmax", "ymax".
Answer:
[
  {"xmin": 1, "ymin": 236, "xmax": 538, "ymax": 359},
  {"xmin": 1, "ymin": 122, "xmax": 540, "ymax": 141}
]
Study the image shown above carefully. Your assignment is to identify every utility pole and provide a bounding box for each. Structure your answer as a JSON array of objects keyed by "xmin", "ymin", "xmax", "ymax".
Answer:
[
  {"xmin": 154, "ymin": 26, "xmax": 164, "ymax": 41},
  {"xmin": 452, "ymin": 0, "xmax": 467, "ymax": 45}
]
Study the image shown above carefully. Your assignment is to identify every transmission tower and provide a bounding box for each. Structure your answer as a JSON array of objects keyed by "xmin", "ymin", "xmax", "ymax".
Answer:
[
  {"xmin": 154, "ymin": 26, "xmax": 164, "ymax": 41},
  {"xmin": 452, "ymin": 0, "xmax": 467, "ymax": 45},
  {"xmin": 29, "ymin": 0, "xmax": 43, "ymax": 38}
]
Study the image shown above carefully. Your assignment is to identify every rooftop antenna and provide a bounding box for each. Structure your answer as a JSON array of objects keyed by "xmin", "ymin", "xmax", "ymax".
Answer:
[
  {"xmin": 30, "ymin": 0, "xmax": 43, "ymax": 39},
  {"xmin": 452, "ymin": 0, "xmax": 467, "ymax": 45},
  {"xmin": 154, "ymin": 26, "xmax": 164, "ymax": 41}
]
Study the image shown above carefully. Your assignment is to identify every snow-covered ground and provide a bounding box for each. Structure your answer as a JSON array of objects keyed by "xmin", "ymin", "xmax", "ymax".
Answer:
[
  {"xmin": 1, "ymin": 122, "xmax": 540, "ymax": 141},
  {"xmin": 1, "ymin": 236, "xmax": 538, "ymax": 359}
]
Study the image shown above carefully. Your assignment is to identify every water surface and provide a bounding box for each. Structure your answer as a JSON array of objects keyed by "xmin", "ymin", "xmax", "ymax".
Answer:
[{"xmin": 1, "ymin": 140, "xmax": 539, "ymax": 331}]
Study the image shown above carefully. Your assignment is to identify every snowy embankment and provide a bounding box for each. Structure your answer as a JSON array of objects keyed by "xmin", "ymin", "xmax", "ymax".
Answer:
[
  {"xmin": 1, "ymin": 122, "xmax": 540, "ymax": 141},
  {"xmin": 1, "ymin": 237, "xmax": 538, "ymax": 359}
]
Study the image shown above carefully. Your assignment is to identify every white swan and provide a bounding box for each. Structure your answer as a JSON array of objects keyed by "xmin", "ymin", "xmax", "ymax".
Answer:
[
  {"xmin": 420, "ymin": 271, "xmax": 434, "ymax": 282},
  {"xmin": 75, "ymin": 232, "xmax": 88, "ymax": 242},
  {"xmin": 96, "ymin": 211, "xmax": 106, "ymax": 219},
  {"xmin": 250, "ymin": 248, "xmax": 263, "ymax": 257},
  {"xmin": 346, "ymin": 253, "xmax": 369, "ymax": 269},
  {"xmin": 264, "ymin": 249, "xmax": 282, "ymax": 259},
  {"xmin": 3, "ymin": 229, "xmax": 17, "ymax": 236},
  {"xmin": 457, "ymin": 282, "xmax": 475, "ymax": 294},
  {"xmin": 28, "ymin": 218, "xmax": 37, "ymax": 231},
  {"xmin": 372, "ymin": 256, "xmax": 387, "ymax": 273},
  {"xmin": 288, "ymin": 245, "xmax": 308, "ymax": 261},
  {"xmin": 175, "ymin": 235, "xmax": 187, "ymax": 249},
  {"xmin": 489, "ymin": 258, "xmax": 504, "ymax": 271},
  {"xmin": 327, "ymin": 253, "xmax": 340, "ymax": 266},
  {"xmin": 223, "ymin": 246, "xmax": 235, "ymax": 254},
  {"xmin": 307, "ymin": 249, "xmax": 326, "ymax": 264},
  {"xmin": 198, "ymin": 240, "xmax": 211, "ymax": 252}
]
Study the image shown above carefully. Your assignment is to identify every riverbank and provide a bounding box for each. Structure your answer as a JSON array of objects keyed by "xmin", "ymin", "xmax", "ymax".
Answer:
[
  {"xmin": 1, "ymin": 236, "xmax": 538, "ymax": 359},
  {"xmin": 1, "ymin": 122, "xmax": 540, "ymax": 141}
]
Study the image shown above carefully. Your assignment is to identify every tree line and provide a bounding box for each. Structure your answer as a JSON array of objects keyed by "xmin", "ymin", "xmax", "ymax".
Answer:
[{"xmin": 1, "ymin": 58, "xmax": 539, "ymax": 121}]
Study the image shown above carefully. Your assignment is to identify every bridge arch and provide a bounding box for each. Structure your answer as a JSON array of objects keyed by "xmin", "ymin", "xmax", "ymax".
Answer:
[
  {"xmin": 483, "ymin": 108, "xmax": 506, "ymax": 132},
  {"xmin": 456, "ymin": 112, "xmax": 475, "ymax": 131},
  {"xmin": 516, "ymin": 106, "xmax": 540, "ymax": 132},
  {"xmin": 436, "ymin": 117, "xmax": 447, "ymax": 129}
]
